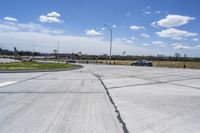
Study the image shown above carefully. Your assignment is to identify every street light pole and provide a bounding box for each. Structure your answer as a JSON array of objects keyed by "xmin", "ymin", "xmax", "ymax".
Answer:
[
  {"xmin": 32, "ymin": 42, "xmax": 35, "ymax": 59},
  {"xmin": 104, "ymin": 24, "xmax": 113, "ymax": 64},
  {"xmin": 57, "ymin": 41, "xmax": 60, "ymax": 62}
]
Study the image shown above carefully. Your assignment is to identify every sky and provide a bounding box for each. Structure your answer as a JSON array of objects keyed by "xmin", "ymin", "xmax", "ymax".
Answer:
[{"xmin": 0, "ymin": 0, "xmax": 200, "ymax": 57}]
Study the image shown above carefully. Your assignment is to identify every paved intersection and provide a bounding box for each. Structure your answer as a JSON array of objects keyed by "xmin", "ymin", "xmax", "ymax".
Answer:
[{"xmin": 0, "ymin": 64, "xmax": 200, "ymax": 133}]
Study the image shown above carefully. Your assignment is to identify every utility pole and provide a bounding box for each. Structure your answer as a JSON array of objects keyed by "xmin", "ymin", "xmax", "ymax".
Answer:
[
  {"xmin": 104, "ymin": 24, "xmax": 113, "ymax": 64},
  {"xmin": 32, "ymin": 43, "xmax": 35, "ymax": 59},
  {"xmin": 57, "ymin": 41, "xmax": 60, "ymax": 61}
]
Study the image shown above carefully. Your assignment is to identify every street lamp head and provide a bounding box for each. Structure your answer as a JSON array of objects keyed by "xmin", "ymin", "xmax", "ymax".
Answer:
[{"xmin": 104, "ymin": 24, "xmax": 112, "ymax": 31}]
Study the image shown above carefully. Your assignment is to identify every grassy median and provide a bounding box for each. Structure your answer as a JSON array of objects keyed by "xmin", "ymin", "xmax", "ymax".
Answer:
[{"xmin": 0, "ymin": 61, "xmax": 77, "ymax": 70}]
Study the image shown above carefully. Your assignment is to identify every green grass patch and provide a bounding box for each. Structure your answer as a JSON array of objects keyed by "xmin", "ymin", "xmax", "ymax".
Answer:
[{"xmin": 0, "ymin": 61, "xmax": 77, "ymax": 70}]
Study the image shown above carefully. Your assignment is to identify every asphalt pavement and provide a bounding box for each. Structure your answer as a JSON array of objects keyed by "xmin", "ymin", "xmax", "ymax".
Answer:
[{"xmin": 1, "ymin": 64, "xmax": 200, "ymax": 133}]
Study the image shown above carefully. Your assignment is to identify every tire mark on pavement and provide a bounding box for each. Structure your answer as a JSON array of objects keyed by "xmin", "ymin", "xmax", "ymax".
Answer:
[{"xmin": 44, "ymin": 79, "xmax": 87, "ymax": 132}]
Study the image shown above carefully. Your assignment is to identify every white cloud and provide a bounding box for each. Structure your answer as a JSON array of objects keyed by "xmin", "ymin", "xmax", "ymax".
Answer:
[
  {"xmin": 142, "ymin": 6, "xmax": 151, "ymax": 15},
  {"xmin": 131, "ymin": 37, "xmax": 136, "ymax": 40},
  {"xmin": 0, "ymin": 24, "xmax": 19, "ymax": 32},
  {"xmin": 114, "ymin": 37, "xmax": 134, "ymax": 44},
  {"xmin": 39, "ymin": 12, "xmax": 63, "ymax": 23},
  {"xmin": 122, "ymin": 37, "xmax": 127, "ymax": 41},
  {"xmin": 151, "ymin": 21, "xmax": 158, "ymax": 28},
  {"xmin": 0, "ymin": 18, "xmax": 165, "ymax": 56},
  {"xmin": 172, "ymin": 43, "xmax": 190, "ymax": 50},
  {"xmin": 113, "ymin": 25, "xmax": 117, "ymax": 28},
  {"xmin": 0, "ymin": 21, "xmax": 64, "ymax": 34},
  {"xmin": 196, "ymin": 45, "xmax": 200, "ymax": 48},
  {"xmin": 101, "ymin": 27, "xmax": 105, "ymax": 30},
  {"xmin": 4, "ymin": 17, "xmax": 18, "ymax": 22},
  {"xmin": 125, "ymin": 40, "xmax": 134, "ymax": 44},
  {"xmin": 141, "ymin": 33, "xmax": 150, "ymax": 38},
  {"xmin": 156, "ymin": 28, "xmax": 197, "ymax": 39},
  {"xmin": 172, "ymin": 37, "xmax": 183, "ymax": 40},
  {"xmin": 130, "ymin": 25, "xmax": 145, "ymax": 31},
  {"xmin": 152, "ymin": 41, "xmax": 167, "ymax": 47},
  {"xmin": 144, "ymin": 11, "xmax": 151, "ymax": 15},
  {"xmin": 86, "ymin": 29, "xmax": 101, "ymax": 36},
  {"xmin": 152, "ymin": 14, "xmax": 195, "ymax": 28},
  {"xmin": 172, "ymin": 43, "xmax": 200, "ymax": 50},
  {"xmin": 0, "ymin": 30, "xmax": 157, "ymax": 55},
  {"xmin": 39, "ymin": 16, "xmax": 62, "ymax": 23},
  {"xmin": 47, "ymin": 12, "xmax": 61, "ymax": 17},
  {"xmin": 193, "ymin": 38, "xmax": 199, "ymax": 42},
  {"xmin": 141, "ymin": 43, "xmax": 150, "ymax": 47}
]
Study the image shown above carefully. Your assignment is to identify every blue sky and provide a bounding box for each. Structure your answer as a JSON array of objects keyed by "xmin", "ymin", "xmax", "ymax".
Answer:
[{"xmin": 0, "ymin": 0, "xmax": 200, "ymax": 57}]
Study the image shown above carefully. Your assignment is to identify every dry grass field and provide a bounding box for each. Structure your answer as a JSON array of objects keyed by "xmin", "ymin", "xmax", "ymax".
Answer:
[{"xmin": 80, "ymin": 60, "xmax": 200, "ymax": 69}]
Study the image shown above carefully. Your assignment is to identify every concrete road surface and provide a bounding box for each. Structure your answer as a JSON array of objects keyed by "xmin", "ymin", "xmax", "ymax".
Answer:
[
  {"xmin": 0, "ymin": 69, "xmax": 123, "ymax": 133},
  {"xmin": 85, "ymin": 64, "xmax": 200, "ymax": 133},
  {"xmin": 1, "ymin": 64, "xmax": 200, "ymax": 133}
]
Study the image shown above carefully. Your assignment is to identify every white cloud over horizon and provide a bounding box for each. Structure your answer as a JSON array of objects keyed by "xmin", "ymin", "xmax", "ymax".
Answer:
[
  {"xmin": 172, "ymin": 43, "xmax": 200, "ymax": 50},
  {"xmin": 156, "ymin": 28, "xmax": 197, "ymax": 39},
  {"xmin": 0, "ymin": 19, "xmax": 157, "ymax": 55},
  {"xmin": 152, "ymin": 41, "xmax": 167, "ymax": 47},
  {"xmin": 114, "ymin": 37, "xmax": 134, "ymax": 44},
  {"xmin": 0, "ymin": 14, "xmax": 199, "ymax": 57},
  {"xmin": 0, "ymin": 31, "xmax": 157, "ymax": 55}
]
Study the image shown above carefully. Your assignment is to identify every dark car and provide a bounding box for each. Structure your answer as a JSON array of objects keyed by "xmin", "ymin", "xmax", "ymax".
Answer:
[
  {"xmin": 131, "ymin": 60, "xmax": 153, "ymax": 67},
  {"xmin": 67, "ymin": 59, "xmax": 76, "ymax": 63}
]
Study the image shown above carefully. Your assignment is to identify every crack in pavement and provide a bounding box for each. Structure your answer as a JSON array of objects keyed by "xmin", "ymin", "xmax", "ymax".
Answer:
[
  {"xmin": 166, "ymin": 82, "xmax": 200, "ymax": 90},
  {"xmin": 111, "ymin": 73, "xmax": 200, "ymax": 83},
  {"xmin": 102, "ymin": 73, "xmax": 200, "ymax": 90},
  {"xmin": 88, "ymin": 69, "xmax": 129, "ymax": 133},
  {"xmin": 33, "ymin": 79, "xmax": 98, "ymax": 81},
  {"xmin": 108, "ymin": 82, "xmax": 162, "ymax": 89}
]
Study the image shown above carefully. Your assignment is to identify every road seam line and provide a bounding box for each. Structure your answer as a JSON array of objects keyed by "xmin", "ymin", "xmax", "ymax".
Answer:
[
  {"xmin": 0, "ymin": 73, "xmax": 49, "ymax": 89},
  {"xmin": 88, "ymin": 69, "xmax": 129, "ymax": 133}
]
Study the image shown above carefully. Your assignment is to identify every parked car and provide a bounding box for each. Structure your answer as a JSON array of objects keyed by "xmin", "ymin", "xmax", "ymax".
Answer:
[
  {"xmin": 131, "ymin": 60, "xmax": 153, "ymax": 67},
  {"xmin": 67, "ymin": 59, "xmax": 76, "ymax": 63}
]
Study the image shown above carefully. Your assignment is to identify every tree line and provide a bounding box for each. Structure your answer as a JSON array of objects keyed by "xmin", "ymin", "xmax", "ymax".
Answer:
[{"xmin": 0, "ymin": 48, "xmax": 200, "ymax": 62}]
